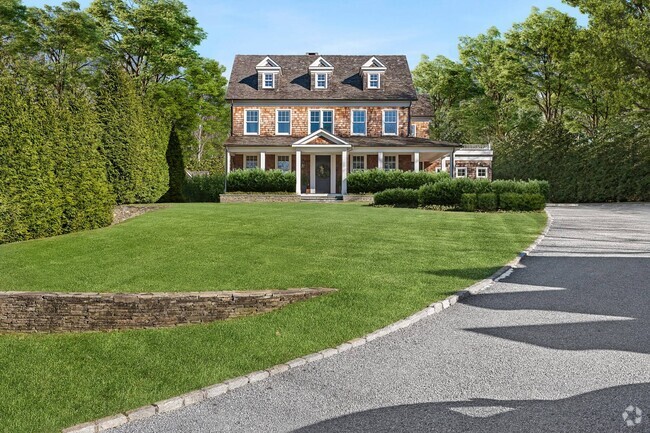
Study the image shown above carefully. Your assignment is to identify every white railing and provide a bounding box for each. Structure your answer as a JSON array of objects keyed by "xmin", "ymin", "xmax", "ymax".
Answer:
[{"xmin": 462, "ymin": 143, "xmax": 491, "ymax": 149}]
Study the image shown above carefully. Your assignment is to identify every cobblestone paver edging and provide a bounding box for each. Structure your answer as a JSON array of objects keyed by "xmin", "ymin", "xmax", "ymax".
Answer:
[{"xmin": 62, "ymin": 210, "xmax": 553, "ymax": 433}]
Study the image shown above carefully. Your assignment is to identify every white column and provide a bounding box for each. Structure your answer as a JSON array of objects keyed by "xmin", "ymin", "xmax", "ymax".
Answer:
[
  {"xmin": 378, "ymin": 151, "xmax": 384, "ymax": 170},
  {"xmin": 226, "ymin": 150, "xmax": 231, "ymax": 174},
  {"xmin": 309, "ymin": 154, "xmax": 316, "ymax": 192},
  {"xmin": 295, "ymin": 150, "xmax": 301, "ymax": 194},
  {"xmin": 330, "ymin": 154, "xmax": 336, "ymax": 194},
  {"xmin": 260, "ymin": 151, "xmax": 266, "ymax": 170},
  {"xmin": 442, "ymin": 157, "xmax": 448, "ymax": 172},
  {"xmin": 414, "ymin": 152, "xmax": 420, "ymax": 172},
  {"xmin": 341, "ymin": 150, "xmax": 348, "ymax": 195}
]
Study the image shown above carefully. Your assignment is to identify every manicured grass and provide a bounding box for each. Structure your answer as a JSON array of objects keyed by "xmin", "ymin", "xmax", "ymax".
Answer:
[{"xmin": 0, "ymin": 203, "xmax": 545, "ymax": 432}]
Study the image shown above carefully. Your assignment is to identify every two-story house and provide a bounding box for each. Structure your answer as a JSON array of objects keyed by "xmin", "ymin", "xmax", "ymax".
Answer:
[{"xmin": 225, "ymin": 53, "xmax": 492, "ymax": 195}]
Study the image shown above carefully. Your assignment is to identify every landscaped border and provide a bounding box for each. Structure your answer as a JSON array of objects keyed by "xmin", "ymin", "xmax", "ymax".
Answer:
[{"xmin": 62, "ymin": 209, "xmax": 553, "ymax": 433}]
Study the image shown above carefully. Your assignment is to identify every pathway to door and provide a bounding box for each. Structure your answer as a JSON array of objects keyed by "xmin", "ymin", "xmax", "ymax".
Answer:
[{"xmin": 114, "ymin": 204, "xmax": 650, "ymax": 433}]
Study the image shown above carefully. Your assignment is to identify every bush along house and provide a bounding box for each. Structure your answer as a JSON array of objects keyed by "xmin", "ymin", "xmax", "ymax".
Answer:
[{"xmin": 224, "ymin": 53, "xmax": 494, "ymax": 195}]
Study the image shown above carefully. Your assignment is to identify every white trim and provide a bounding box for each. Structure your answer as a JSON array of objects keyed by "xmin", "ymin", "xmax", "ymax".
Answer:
[
  {"xmin": 295, "ymin": 150, "xmax": 302, "ymax": 194},
  {"xmin": 410, "ymin": 124, "xmax": 417, "ymax": 137},
  {"xmin": 378, "ymin": 152, "xmax": 384, "ymax": 170},
  {"xmin": 351, "ymin": 154, "xmax": 367, "ymax": 172},
  {"xmin": 476, "ymin": 166, "xmax": 488, "ymax": 179},
  {"xmin": 226, "ymin": 150, "xmax": 231, "ymax": 174},
  {"xmin": 262, "ymin": 72, "xmax": 276, "ymax": 89},
  {"xmin": 341, "ymin": 150, "xmax": 348, "ymax": 195},
  {"xmin": 244, "ymin": 154, "xmax": 259, "ymax": 170},
  {"xmin": 275, "ymin": 108, "xmax": 292, "ymax": 135},
  {"xmin": 382, "ymin": 109, "xmax": 399, "ymax": 136},
  {"xmin": 384, "ymin": 154, "xmax": 398, "ymax": 171},
  {"xmin": 260, "ymin": 151, "xmax": 266, "ymax": 170},
  {"xmin": 309, "ymin": 154, "xmax": 316, "ymax": 192},
  {"xmin": 275, "ymin": 154, "xmax": 292, "ymax": 172},
  {"xmin": 456, "ymin": 166, "xmax": 468, "ymax": 178},
  {"xmin": 232, "ymin": 100, "xmax": 411, "ymax": 108},
  {"xmin": 350, "ymin": 109, "xmax": 367, "ymax": 136},
  {"xmin": 414, "ymin": 152, "xmax": 420, "ymax": 172},
  {"xmin": 256, "ymin": 56, "xmax": 280, "ymax": 69},
  {"xmin": 361, "ymin": 57, "xmax": 387, "ymax": 71},
  {"xmin": 309, "ymin": 56, "xmax": 334, "ymax": 71},
  {"xmin": 330, "ymin": 154, "xmax": 336, "ymax": 194},
  {"xmin": 314, "ymin": 73, "xmax": 328, "ymax": 89},
  {"xmin": 293, "ymin": 129, "xmax": 350, "ymax": 147},
  {"xmin": 308, "ymin": 109, "xmax": 335, "ymax": 134},
  {"xmin": 368, "ymin": 73, "xmax": 380, "ymax": 89},
  {"xmin": 244, "ymin": 109, "xmax": 260, "ymax": 136}
]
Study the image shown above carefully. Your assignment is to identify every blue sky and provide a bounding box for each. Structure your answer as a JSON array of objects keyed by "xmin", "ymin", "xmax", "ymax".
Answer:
[{"xmin": 24, "ymin": 0, "xmax": 587, "ymax": 76}]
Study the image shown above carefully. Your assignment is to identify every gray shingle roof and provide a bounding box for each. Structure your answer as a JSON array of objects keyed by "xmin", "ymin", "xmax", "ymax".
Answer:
[
  {"xmin": 225, "ymin": 135, "xmax": 458, "ymax": 148},
  {"xmin": 226, "ymin": 55, "xmax": 418, "ymax": 101},
  {"xmin": 411, "ymin": 93, "xmax": 433, "ymax": 117}
]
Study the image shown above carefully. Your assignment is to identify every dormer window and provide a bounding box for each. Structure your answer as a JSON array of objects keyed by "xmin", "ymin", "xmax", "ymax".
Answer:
[
  {"xmin": 263, "ymin": 73, "xmax": 275, "ymax": 89},
  {"xmin": 360, "ymin": 57, "xmax": 387, "ymax": 91},
  {"xmin": 315, "ymin": 73, "xmax": 328, "ymax": 89},
  {"xmin": 368, "ymin": 73, "xmax": 380, "ymax": 89},
  {"xmin": 256, "ymin": 56, "xmax": 281, "ymax": 90},
  {"xmin": 309, "ymin": 56, "xmax": 333, "ymax": 91}
]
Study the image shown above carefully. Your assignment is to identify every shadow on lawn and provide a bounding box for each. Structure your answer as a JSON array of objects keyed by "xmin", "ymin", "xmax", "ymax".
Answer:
[{"xmin": 293, "ymin": 383, "xmax": 650, "ymax": 433}]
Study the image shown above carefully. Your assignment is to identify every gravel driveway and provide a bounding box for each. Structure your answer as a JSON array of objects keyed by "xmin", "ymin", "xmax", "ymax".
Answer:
[{"xmin": 114, "ymin": 203, "xmax": 650, "ymax": 433}]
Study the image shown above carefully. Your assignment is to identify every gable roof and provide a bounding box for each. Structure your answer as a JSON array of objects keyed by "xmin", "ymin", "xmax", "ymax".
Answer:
[
  {"xmin": 411, "ymin": 93, "xmax": 433, "ymax": 117},
  {"xmin": 227, "ymin": 54, "xmax": 417, "ymax": 101}
]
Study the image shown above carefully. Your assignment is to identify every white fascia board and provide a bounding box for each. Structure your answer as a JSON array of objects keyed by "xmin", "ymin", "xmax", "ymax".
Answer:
[{"xmin": 232, "ymin": 100, "xmax": 411, "ymax": 107}]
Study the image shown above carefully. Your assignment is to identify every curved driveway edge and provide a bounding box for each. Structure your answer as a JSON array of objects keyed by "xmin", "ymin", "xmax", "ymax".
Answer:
[{"xmin": 63, "ymin": 211, "xmax": 553, "ymax": 433}]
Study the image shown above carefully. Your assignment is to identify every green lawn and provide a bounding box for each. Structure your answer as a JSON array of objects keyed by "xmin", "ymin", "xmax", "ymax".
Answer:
[{"xmin": 0, "ymin": 203, "xmax": 545, "ymax": 433}]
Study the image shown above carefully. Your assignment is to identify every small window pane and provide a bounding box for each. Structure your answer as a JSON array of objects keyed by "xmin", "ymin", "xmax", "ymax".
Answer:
[
  {"xmin": 477, "ymin": 167, "xmax": 488, "ymax": 178},
  {"xmin": 456, "ymin": 167, "xmax": 467, "ymax": 178},
  {"xmin": 310, "ymin": 111, "xmax": 320, "ymax": 133},
  {"xmin": 316, "ymin": 73, "xmax": 327, "ymax": 88},
  {"xmin": 245, "ymin": 110, "xmax": 259, "ymax": 134},
  {"xmin": 352, "ymin": 110, "xmax": 366, "ymax": 135},
  {"xmin": 369, "ymin": 73, "xmax": 379, "ymax": 88},
  {"xmin": 383, "ymin": 110, "xmax": 397, "ymax": 135},
  {"xmin": 277, "ymin": 110, "xmax": 290, "ymax": 134},
  {"xmin": 264, "ymin": 73, "xmax": 274, "ymax": 88},
  {"xmin": 277, "ymin": 155, "xmax": 290, "ymax": 172},
  {"xmin": 322, "ymin": 110, "xmax": 333, "ymax": 133},
  {"xmin": 245, "ymin": 155, "xmax": 258, "ymax": 169},
  {"xmin": 352, "ymin": 155, "xmax": 365, "ymax": 171},
  {"xmin": 384, "ymin": 155, "xmax": 397, "ymax": 171}
]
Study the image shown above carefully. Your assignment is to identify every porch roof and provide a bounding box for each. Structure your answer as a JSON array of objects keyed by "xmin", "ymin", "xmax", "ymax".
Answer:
[{"xmin": 225, "ymin": 135, "xmax": 459, "ymax": 149}]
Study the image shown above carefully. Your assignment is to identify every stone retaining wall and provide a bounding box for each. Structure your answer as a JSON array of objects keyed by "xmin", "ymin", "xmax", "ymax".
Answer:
[
  {"xmin": 220, "ymin": 194, "xmax": 300, "ymax": 203},
  {"xmin": 0, "ymin": 288, "xmax": 335, "ymax": 333},
  {"xmin": 342, "ymin": 194, "xmax": 374, "ymax": 203}
]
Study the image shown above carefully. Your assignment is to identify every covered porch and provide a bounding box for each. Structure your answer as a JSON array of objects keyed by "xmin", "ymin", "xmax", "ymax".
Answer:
[{"xmin": 225, "ymin": 131, "xmax": 458, "ymax": 195}]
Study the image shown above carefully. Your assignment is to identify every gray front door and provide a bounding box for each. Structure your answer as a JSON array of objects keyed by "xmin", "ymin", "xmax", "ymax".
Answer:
[{"xmin": 315, "ymin": 155, "xmax": 331, "ymax": 193}]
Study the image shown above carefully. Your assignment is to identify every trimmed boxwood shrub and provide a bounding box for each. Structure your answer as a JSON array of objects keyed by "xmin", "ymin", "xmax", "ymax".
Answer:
[
  {"xmin": 347, "ymin": 169, "xmax": 449, "ymax": 194},
  {"xmin": 498, "ymin": 193, "xmax": 546, "ymax": 211},
  {"xmin": 491, "ymin": 180, "xmax": 550, "ymax": 200},
  {"xmin": 374, "ymin": 188, "xmax": 419, "ymax": 207},
  {"xmin": 227, "ymin": 169, "xmax": 296, "ymax": 193},
  {"xmin": 460, "ymin": 193, "xmax": 477, "ymax": 212},
  {"xmin": 477, "ymin": 193, "xmax": 497, "ymax": 211},
  {"xmin": 182, "ymin": 174, "xmax": 225, "ymax": 202},
  {"xmin": 418, "ymin": 178, "xmax": 479, "ymax": 207}
]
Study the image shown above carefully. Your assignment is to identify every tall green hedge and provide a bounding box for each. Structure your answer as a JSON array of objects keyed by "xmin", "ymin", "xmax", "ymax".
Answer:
[
  {"xmin": 96, "ymin": 67, "xmax": 170, "ymax": 204},
  {"xmin": 0, "ymin": 73, "xmax": 114, "ymax": 244},
  {"xmin": 347, "ymin": 169, "xmax": 449, "ymax": 193}
]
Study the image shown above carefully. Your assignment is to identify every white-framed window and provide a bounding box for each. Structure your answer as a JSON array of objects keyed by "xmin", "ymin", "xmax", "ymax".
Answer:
[
  {"xmin": 419, "ymin": 161, "xmax": 425, "ymax": 171},
  {"xmin": 384, "ymin": 155, "xmax": 397, "ymax": 171},
  {"xmin": 276, "ymin": 155, "xmax": 291, "ymax": 172},
  {"xmin": 262, "ymin": 73, "xmax": 275, "ymax": 89},
  {"xmin": 309, "ymin": 109, "xmax": 334, "ymax": 133},
  {"xmin": 410, "ymin": 124, "xmax": 417, "ymax": 137},
  {"xmin": 351, "ymin": 109, "xmax": 366, "ymax": 135},
  {"xmin": 383, "ymin": 110, "xmax": 398, "ymax": 135},
  {"xmin": 352, "ymin": 155, "xmax": 366, "ymax": 171},
  {"xmin": 368, "ymin": 73, "xmax": 380, "ymax": 89},
  {"xmin": 456, "ymin": 167, "xmax": 467, "ymax": 178},
  {"xmin": 476, "ymin": 167, "xmax": 488, "ymax": 178},
  {"xmin": 244, "ymin": 109, "xmax": 259, "ymax": 135},
  {"xmin": 245, "ymin": 155, "xmax": 259, "ymax": 169},
  {"xmin": 276, "ymin": 109, "xmax": 291, "ymax": 135},
  {"xmin": 315, "ymin": 73, "xmax": 328, "ymax": 89}
]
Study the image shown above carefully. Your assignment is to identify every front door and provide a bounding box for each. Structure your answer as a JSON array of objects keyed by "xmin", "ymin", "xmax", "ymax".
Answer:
[{"xmin": 315, "ymin": 155, "xmax": 331, "ymax": 193}]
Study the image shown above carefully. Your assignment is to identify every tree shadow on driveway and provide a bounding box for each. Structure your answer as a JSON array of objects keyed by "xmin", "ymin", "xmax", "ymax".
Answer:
[
  {"xmin": 459, "ymin": 256, "xmax": 650, "ymax": 355},
  {"xmin": 294, "ymin": 383, "xmax": 650, "ymax": 433}
]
